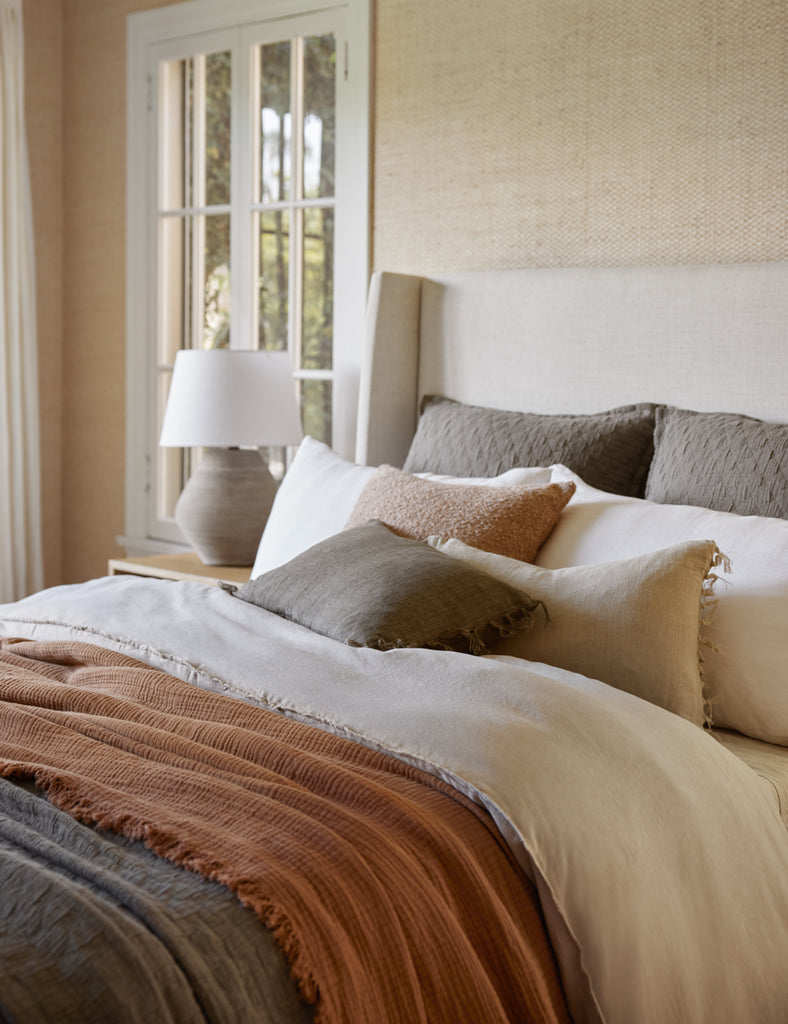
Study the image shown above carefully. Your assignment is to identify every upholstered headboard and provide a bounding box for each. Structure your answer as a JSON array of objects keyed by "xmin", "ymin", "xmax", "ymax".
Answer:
[{"xmin": 356, "ymin": 263, "xmax": 788, "ymax": 467}]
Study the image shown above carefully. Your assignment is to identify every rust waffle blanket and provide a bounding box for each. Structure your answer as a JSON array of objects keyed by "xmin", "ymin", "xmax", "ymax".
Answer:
[{"xmin": 0, "ymin": 638, "xmax": 570, "ymax": 1024}]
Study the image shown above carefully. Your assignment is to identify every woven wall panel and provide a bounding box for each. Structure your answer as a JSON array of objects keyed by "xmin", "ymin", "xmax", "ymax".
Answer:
[
  {"xmin": 373, "ymin": 0, "xmax": 788, "ymax": 274},
  {"xmin": 56, "ymin": 0, "xmax": 172, "ymax": 583}
]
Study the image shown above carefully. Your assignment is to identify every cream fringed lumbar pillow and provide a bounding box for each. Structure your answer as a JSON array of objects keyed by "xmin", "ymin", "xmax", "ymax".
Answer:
[
  {"xmin": 431, "ymin": 535, "xmax": 729, "ymax": 725},
  {"xmin": 539, "ymin": 465, "xmax": 788, "ymax": 744},
  {"xmin": 346, "ymin": 465, "xmax": 575, "ymax": 564}
]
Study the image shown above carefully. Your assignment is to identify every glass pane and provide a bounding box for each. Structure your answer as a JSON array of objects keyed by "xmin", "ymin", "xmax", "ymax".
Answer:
[
  {"xmin": 205, "ymin": 51, "xmax": 231, "ymax": 206},
  {"xmin": 302, "ymin": 206, "xmax": 333, "ymax": 370},
  {"xmin": 263, "ymin": 445, "xmax": 288, "ymax": 483},
  {"xmin": 258, "ymin": 209, "xmax": 289, "ymax": 351},
  {"xmin": 303, "ymin": 35, "xmax": 335, "ymax": 199},
  {"xmin": 157, "ymin": 369, "xmax": 184, "ymax": 519},
  {"xmin": 202, "ymin": 213, "xmax": 230, "ymax": 348},
  {"xmin": 259, "ymin": 41, "xmax": 292, "ymax": 203},
  {"xmin": 160, "ymin": 57, "xmax": 193, "ymax": 210},
  {"xmin": 300, "ymin": 378, "xmax": 331, "ymax": 444},
  {"xmin": 159, "ymin": 215, "xmax": 192, "ymax": 363}
]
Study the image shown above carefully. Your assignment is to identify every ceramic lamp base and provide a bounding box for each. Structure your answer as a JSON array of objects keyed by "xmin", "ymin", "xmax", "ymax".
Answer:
[{"xmin": 174, "ymin": 448, "xmax": 276, "ymax": 565}]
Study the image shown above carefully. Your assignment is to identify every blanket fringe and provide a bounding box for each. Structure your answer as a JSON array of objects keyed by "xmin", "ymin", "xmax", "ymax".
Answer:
[{"xmin": 2, "ymin": 761, "xmax": 323, "ymax": 1008}]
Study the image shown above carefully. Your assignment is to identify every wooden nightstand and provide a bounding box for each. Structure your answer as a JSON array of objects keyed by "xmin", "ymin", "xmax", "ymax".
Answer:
[{"xmin": 107, "ymin": 552, "xmax": 252, "ymax": 587}]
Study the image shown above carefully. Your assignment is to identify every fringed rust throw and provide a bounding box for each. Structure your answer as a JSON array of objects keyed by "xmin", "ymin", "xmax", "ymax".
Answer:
[{"xmin": 0, "ymin": 638, "xmax": 570, "ymax": 1024}]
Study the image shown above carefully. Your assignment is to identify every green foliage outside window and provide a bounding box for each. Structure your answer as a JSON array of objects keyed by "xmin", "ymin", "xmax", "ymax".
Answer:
[{"xmin": 193, "ymin": 37, "xmax": 335, "ymax": 441}]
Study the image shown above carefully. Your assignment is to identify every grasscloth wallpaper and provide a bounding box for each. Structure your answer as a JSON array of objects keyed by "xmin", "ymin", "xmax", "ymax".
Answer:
[
  {"xmin": 23, "ymin": 0, "xmax": 788, "ymax": 583},
  {"xmin": 23, "ymin": 0, "xmax": 63, "ymax": 588},
  {"xmin": 373, "ymin": 0, "xmax": 788, "ymax": 272}
]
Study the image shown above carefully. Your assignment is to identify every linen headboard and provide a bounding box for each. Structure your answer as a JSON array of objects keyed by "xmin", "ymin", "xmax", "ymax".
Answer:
[{"xmin": 356, "ymin": 262, "xmax": 788, "ymax": 467}]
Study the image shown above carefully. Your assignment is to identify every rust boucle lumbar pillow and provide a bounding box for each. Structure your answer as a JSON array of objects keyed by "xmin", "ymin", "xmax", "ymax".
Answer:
[{"xmin": 345, "ymin": 465, "xmax": 575, "ymax": 563}]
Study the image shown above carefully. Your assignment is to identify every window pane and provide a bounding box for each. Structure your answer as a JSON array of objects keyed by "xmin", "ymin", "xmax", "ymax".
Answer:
[
  {"xmin": 160, "ymin": 57, "xmax": 193, "ymax": 210},
  {"xmin": 205, "ymin": 51, "xmax": 231, "ymax": 206},
  {"xmin": 157, "ymin": 369, "xmax": 184, "ymax": 519},
  {"xmin": 263, "ymin": 445, "xmax": 288, "ymax": 483},
  {"xmin": 159, "ymin": 215, "xmax": 191, "ymax": 363},
  {"xmin": 258, "ymin": 209, "xmax": 289, "ymax": 351},
  {"xmin": 203, "ymin": 213, "xmax": 230, "ymax": 348},
  {"xmin": 300, "ymin": 377, "xmax": 331, "ymax": 443},
  {"xmin": 303, "ymin": 35, "xmax": 335, "ymax": 199},
  {"xmin": 302, "ymin": 206, "xmax": 333, "ymax": 370},
  {"xmin": 259, "ymin": 41, "xmax": 291, "ymax": 203}
]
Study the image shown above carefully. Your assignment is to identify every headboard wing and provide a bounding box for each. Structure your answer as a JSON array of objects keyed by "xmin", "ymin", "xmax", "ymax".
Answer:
[{"xmin": 355, "ymin": 271, "xmax": 422, "ymax": 466}]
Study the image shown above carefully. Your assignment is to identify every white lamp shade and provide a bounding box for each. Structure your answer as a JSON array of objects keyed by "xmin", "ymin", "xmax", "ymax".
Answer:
[{"xmin": 159, "ymin": 349, "xmax": 303, "ymax": 448}]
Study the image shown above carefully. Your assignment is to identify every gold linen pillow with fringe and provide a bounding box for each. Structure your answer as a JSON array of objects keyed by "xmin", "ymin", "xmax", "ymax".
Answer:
[
  {"xmin": 346, "ymin": 465, "xmax": 575, "ymax": 564},
  {"xmin": 430, "ymin": 535, "xmax": 728, "ymax": 726}
]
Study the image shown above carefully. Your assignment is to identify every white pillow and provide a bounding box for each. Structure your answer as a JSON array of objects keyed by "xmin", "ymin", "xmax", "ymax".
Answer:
[
  {"xmin": 540, "ymin": 465, "xmax": 788, "ymax": 746},
  {"xmin": 251, "ymin": 436, "xmax": 552, "ymax": 577}
]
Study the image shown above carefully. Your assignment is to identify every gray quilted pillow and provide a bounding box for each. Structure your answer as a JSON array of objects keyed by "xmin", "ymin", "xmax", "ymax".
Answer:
[
  {"xmin": 645, "ymin": 407, "xmax": 788, "ymax": 519},
  {"xmin": 403, "ymin": 395, "xmax": 656, "ymax": 497}
]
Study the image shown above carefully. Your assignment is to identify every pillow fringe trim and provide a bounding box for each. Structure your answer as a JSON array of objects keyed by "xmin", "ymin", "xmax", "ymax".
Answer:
[
  {"xmin": 699, "ymin": 545, "xmax": 732, "ymax": 728},
  {"xmin": 355, "ymin": 601, "xmax": 548, "ymax": 656}
]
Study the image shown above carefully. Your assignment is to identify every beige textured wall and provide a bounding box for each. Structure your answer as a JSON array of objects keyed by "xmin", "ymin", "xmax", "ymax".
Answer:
[
  {"xmin": 58, "ymin": 0, "xmax": 174, "ymax": 583},
  {"xmin": 24, "ymin": 0, "xmax": 172, "ymax": 584},
  {"xmin": 24, "ymin": 0, "xmax": 63, "ymax": 586},
  {"xmin": 22, "ymin": 0, "xmax": 788, "ymax": 582},
  {"xmin": 374, "ymin": 0, "xmax": 788, "ymax": 273}
]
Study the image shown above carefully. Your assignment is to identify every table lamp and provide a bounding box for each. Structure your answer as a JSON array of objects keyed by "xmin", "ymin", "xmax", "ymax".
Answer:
[{"xmin": 159, "ymin": 349, "xmax": 303, "ymax": 565}]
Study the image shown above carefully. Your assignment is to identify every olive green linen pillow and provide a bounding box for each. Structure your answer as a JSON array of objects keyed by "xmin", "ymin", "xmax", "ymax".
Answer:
[
  {"xmin": 234, "ymin": 520, "xmax": 546, "ymax": 653},
  {"xmin": 345, "ymin": 465, "xmax": 575, "ymax": 564},
  {"xmin": 430, "ymin": 535, "xmax": 728, "ymax": 725}
]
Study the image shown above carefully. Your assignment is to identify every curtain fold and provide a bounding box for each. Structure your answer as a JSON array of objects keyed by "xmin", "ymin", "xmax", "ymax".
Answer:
[{"xmin": 0, "ymin": 0, "xmax": 43, "ymax": 602}]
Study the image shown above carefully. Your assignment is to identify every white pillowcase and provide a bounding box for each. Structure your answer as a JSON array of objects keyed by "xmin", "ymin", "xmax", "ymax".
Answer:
[
  {"xmin": 540, "ymin": 465, "xmax": 788, "ymax": 746},
  {"xmin": 251, "ymin": 436, "xmax": 552, "ymax": 577}
]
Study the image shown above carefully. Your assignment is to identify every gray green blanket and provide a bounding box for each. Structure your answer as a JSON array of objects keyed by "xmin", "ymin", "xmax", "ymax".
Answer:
[{"xmin": 0, "ymin": 778, "xmax": 312, "ymax": 1024}]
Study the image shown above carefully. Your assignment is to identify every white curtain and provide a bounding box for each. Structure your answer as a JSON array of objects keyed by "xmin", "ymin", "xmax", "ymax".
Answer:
[{"xmin": 0, "ymin": 0, "xmax": 42, "ymax": 602}]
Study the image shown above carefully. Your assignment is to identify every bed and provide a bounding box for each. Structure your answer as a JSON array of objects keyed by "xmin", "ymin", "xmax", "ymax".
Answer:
[{"xmin": 1, "ymin": 262, "xmax": 787, "ymax": 1023}]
